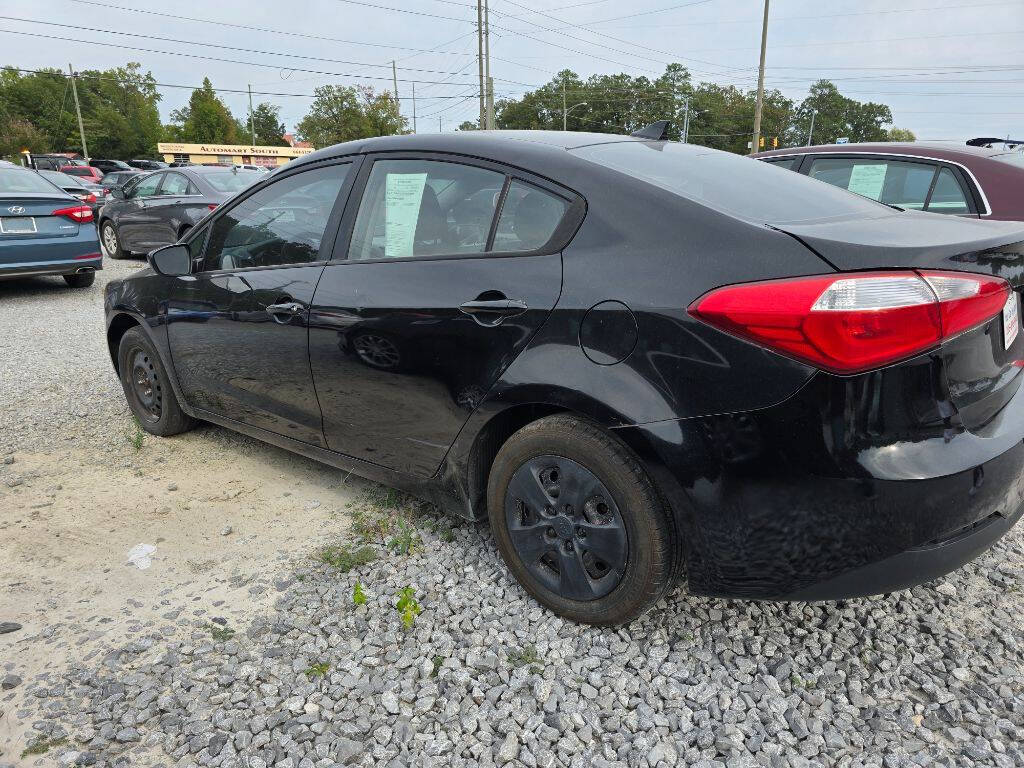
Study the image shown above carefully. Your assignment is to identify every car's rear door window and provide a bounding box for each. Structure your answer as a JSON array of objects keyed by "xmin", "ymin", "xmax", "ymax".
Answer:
[
  {"xmin": 492, "ymin": 180, "xmax": 568, "ymax": 252},
  {"xmin": 763, "ymin": 157, "xmax": 799, "ymax": 170},
  {"xmin": 348, "ymin": 159, "xmax": 506, "ymax": 260},
  {"xmin": 159, "ymin": 173, "xmax": 191, "ymax": 196},
  {"xmin": 807, "ymin": 157, "xmax": 937, "ymax": 209},
  {"xmin": 926, "ymin": 167, "xmax": 971, "ymax": 213},
  {"xmin": 202, "ymin": 164, "xmax": 349, "ymax": 271}
]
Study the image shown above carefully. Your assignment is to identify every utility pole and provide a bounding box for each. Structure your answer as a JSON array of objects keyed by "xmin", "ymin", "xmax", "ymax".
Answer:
[
  {"xmin": 806, "ymin": 109, "xmax": 816, "ymax": 146},
  {"xmin": 484, "ymin": 0, "xmax": 494, "ymax": 129},
  {"xmin": 681, "ymin": 96, "xmax": 691, "ymax": 143},
  {"xmin": 750, "ymin": 0, "xmax": 770, "ymax": 155},
  {"xmin": 68, "ymin": 64, "xmax": 89, "ymax": 162},
  {"xmin": 476, "ymin": 0, "xmax": 485, "ymax": 128},
  {"xmin": 412, "ymin": 82, "xmax": 417, "ymax": 133},
  {"xmin": 439, "ymin": 116, "xmax": 442, "ymax": 133},
  {"xmin": 562, "ymin": 76, "xmax": 567, "ymax": 131},
  {"xmin": 248, "ymin": 84, "xmax": 255, "ymax": 146},
  {"xmin": 391, "ymin": 61, "xmax": 400, "ymax": 120}
]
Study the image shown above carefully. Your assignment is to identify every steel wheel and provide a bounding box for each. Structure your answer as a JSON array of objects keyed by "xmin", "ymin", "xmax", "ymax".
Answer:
[
  {"xmin": 504, "ymin": 454, "xmax": 628, "ymax": 601},
  {"xmin": 129, "ymin": 348, "xmax": 163, "ymax": 422},
  {"xmin": 353, "ymin": 333, "xmax": 401, "ymax": 370}
]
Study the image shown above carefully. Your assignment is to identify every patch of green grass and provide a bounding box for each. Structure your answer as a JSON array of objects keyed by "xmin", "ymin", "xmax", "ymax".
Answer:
[
  {"xmin": 431, "ymin": 655, "xmax": 444, "ymax": 677},
  {"xmin": 208, "ymin": 624, "xmax": 235, "ymax": 642},
  {"xmin": 438, "ymin": 524, "xmax": 455, "ymax": 543},
  {"xmin": 396, "ymin": 585, "xmax": 421, "ymax": 630},
  {"xmin": 315, "ymin": 544, "xmax": 377, "ymax": 572},
  {"xmin": 387, "ymin": 519, "xmax": 422, "ymax": 556},
  {"xmin": 21, "ymin": 736, "xmax": 67, "ymax": 758},
  {"xmin": 508, "ymin": 644, "xmax": 543, "ymax": 669},
  {"xmin": 305, "ymin": 662, "xmax": 330, "ymax": 679},
  {"xmin": 125, "ymin": 415, "xmax": 145, "ymax": 451},
  {"xmin": 353, "ymin": 581, "xmax": 367, "ymax": 605}
]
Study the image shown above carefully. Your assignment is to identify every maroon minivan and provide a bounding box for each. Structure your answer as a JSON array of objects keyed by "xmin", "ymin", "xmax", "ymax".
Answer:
[{"xmin": 754, "ymin": 141, "xmax": 1024, "ymax": 221}]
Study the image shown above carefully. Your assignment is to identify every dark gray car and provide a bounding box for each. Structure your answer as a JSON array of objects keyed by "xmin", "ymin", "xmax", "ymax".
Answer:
[{"xmin": 98, "ymin": 166, "xmax": 264, "ymax": 258}]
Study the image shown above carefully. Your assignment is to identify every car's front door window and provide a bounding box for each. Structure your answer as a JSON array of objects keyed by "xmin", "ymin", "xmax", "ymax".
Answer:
[
  {"xmin": 202, "ymin": 164, "xmax": 349, "ymax": 271},
  {"xmin": 348, "ymin": 159, "xmax": 506, "ymax": 260}
]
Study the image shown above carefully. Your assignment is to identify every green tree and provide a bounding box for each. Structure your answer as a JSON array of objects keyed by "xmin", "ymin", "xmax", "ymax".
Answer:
[
  {"xmin": 296, "ymin": 85, "xmax": 405, "ymax": 148},
  {"xmin": 786, "ymin": 80, "xmax": 893, "ymax": 147},
  {"xmin": 248, "ymin": 102, "xmax": 288, "ymax": 146},
  {"xmin": 886, "ymin": 127, "xmax": 916, "ymax": 142},
  {"xmin": 0, "ymin": 118, "xmax": 50, "ymax": 160},
  {"xmin": 169, "ymin": 78, "xmax": 242, "ymax": 144},
  {"xmin": 457, "ymin": 120, "xmax": 478, "ymax": 131}
]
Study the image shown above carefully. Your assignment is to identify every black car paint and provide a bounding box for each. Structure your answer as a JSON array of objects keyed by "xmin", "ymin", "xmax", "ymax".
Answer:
[{"xmin": 104, "ymin": 131, "xmax": 1024, "ymax": 600}]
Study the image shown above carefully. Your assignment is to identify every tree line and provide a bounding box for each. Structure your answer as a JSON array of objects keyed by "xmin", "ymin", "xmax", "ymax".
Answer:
[
  {"xmin": 1, "ymin": 62, "xmax": 911, "ymax": 161},
  {"xmin": 465, "ymin": 65, "xmax": 914, "ymax": 150}
]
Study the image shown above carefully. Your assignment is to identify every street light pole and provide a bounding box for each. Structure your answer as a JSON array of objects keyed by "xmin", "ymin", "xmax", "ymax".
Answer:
[
  {"xmin": 681, "ymin": 96, "xmax": 691, "ymax": 143},
  {"xmin": 68, "ymin": 64, "xmax": 89, "ymax": 162},
  {"xmin": 750, "ymin": 0, "xmax": 770, "ymax": 155},
  {"xmin": 477, "ymin": 0, "xmax": 485, "ymax": 128},
  {"xmin": 248, "ymin": 84, "xmax": 255, "ymax": 146}
]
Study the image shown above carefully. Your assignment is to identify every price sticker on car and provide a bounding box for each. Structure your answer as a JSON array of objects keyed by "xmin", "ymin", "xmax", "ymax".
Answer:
[{"xmin": 1003, "ymin": 290, "xmax": 1019, "ymax": 349}]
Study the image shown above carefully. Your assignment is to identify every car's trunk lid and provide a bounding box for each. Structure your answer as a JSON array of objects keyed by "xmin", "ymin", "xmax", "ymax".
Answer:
[{"xmin": 778, "ymin": 210, "xmax": 1024, "ymax": 431}]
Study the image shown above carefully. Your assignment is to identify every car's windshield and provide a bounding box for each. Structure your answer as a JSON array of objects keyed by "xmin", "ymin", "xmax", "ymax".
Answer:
[
  {"xmin": 0, "ymin": 167, "xmax": 67, "ymax": 194},
  {"xmin": 994, "ymin": 152, "xmax": 1024, "ymax": 168},
  {"xmin": 572, "ymin": 140, "xmax": 891, "ymax": 224},
  {"xmin": 202, "ymin": 169, "xmax": 264, "ymax": 194}
]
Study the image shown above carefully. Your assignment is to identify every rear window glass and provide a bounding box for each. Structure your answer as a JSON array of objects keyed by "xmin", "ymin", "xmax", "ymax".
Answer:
[
  {"xmin": 62, "ymin": 167, "xmax": 94, "ymax": 177},
  {"xmin": 572, "ymin": 141, "xmax": 888, "ymax": 223},
  {"xmin": 0, "ymin": 168, "xmax": 66, "ymax": 194},
  {"xmin": 203, "ymin": 169, "xmax": 264, "ymax": 193}
]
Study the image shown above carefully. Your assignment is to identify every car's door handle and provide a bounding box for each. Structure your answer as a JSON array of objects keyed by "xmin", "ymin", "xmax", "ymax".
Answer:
[
  {"xmin": 459, "ymin": 297, "xmax": 528, "ymax": 326},
  {"xmin": 265, "ymin": 301, "xmax": 305, "ymax": 323}
]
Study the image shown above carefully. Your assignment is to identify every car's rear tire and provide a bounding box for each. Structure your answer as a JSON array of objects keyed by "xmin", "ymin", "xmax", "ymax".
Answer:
[
  {"xmin": 101, "ymin": 221, "xmax": 126, "ymax": 259},
  {"xmin": 63, "ymin": 271, "xmax": 95, "ymax": 288},
  {"xmin": 117, "ymin": 327, "xmax": 195, "ymax": 436},
  {"xmin": 487, "ymin": 414, "xmax": 676, "ymax": 625}
]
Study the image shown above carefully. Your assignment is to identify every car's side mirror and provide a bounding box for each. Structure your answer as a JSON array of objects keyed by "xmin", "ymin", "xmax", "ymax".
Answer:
[
  {"xmin": 148, "ymin": 244, "xmax": 191, "ymax": 276},
  {"xmin": 110, "ymin": 186, "xmax": 125, "ymax": 199}
]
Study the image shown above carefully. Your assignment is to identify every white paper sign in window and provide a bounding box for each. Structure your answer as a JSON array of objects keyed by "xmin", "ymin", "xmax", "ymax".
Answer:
[
  {"xmin": 384, "ymin": 172, "xmax": 427, "ymax": 259},
  {"xmin": 846, "ymin": 163, "xmax": 887, "ymax": 200}
]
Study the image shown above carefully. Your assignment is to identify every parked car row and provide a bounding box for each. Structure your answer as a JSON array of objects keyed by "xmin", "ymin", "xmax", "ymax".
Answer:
[{"xmin": 102, "ymin": 128, "xmax": 1024, "ymax": 625}]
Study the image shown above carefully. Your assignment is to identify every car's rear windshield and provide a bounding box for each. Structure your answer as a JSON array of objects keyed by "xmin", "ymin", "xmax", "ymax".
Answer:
[
  {"xmin": 62, "ymin": 167, "xmax": 94, "ymax": 176},
  {"xmin": 40, "ymin": 170, "xmax": 86, "ymax": 188},
  {"xmin": 0, "ymin": 167, "xmax": 65, "ymax": 194},
  {"xmin": 571, "ymin": 141, "xmax": 890, "ymax": 223},
  {"xmin": 202, "ymin": 169, "xmax": 264, "ymax": 194}
]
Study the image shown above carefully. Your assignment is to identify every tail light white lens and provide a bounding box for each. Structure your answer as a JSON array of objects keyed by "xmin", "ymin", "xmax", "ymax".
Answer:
[
  {"xmin": 688, "ymin": 270, "xmax": 1011, "ymax": 374},
  {"xmin": 51, "ymin": 204, "xmax": 94, "ymax": 223}
]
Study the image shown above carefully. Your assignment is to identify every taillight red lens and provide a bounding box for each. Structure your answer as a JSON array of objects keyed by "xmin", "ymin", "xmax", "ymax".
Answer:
[
  {"xmin": 207, "ymin": 203, "xmax": 218, "ymax": 211},
  {"xmin": 51, "ymin": 204, "xmax": 94, "ymax": 223},
  {"xmin": 688, "ymin": 270, "xmax": 1011, "ymax": 374}
]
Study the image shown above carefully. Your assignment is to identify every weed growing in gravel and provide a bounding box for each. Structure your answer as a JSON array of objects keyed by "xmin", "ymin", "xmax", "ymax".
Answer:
[
  {"xmin": 305, "ymin": 662, "xmax": 330, "ymax": 679},
  {"xmin": 431, "ymin": 655, "xmax": 444, "ymax": 677},
  {"xmin": 21, "ymin": 736, "xmax": 67, "ymax": 758},
  {"xmin": 508, "ymin": 644, "xmax": 544, "ymax": 670},
  {"xmin": 316, "ymin": 544, "xmax": 377, "ymax": 572},
  {"xmin": 352, "ymin": 581, "xmax": 367, "ymax": 605},
  {"xmin": 396, "ymin": 585, "xmax": 421, "ymax": 630},
  {"xmin": 388, "ymin": 519, "xmax": 422, "ymax": 556},
  {"xmin": 208, "ymin": 624, "xmax": 235, "ymax": 642}
]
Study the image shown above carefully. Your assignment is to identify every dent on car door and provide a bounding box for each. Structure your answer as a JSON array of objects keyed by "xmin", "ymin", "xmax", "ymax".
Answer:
[{"xmin": 308, "ymin": 155, "xmax": 579, "ymax": 478}]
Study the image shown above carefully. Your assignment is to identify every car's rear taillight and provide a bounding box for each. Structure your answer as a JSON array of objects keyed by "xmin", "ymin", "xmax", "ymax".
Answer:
[
  {"xmin": 688, "ymin": 270, "xmax": 1011, "ymax": 374},
  {"xmin": 207, "ymin": 203, "xmax": 218, "ymax": 211},
  {"xmin": 51, "ymin": 204, "xmax": 94, "ymax": 223}
]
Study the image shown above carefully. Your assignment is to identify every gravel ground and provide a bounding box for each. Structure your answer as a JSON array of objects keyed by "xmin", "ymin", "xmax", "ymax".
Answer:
[{"xmin": 2, "ymin": 260, "xmax": 1024, "ymax": 768}]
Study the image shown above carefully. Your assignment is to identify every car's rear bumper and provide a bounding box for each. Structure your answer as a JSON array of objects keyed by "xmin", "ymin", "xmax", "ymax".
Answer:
[
  {"xmin": 618, "ymin": 353, "xmax": 1024, "ymax": 600},
  {"xmin": 0, "ymin": 254, "xmax": 103, "ymax": 280}
]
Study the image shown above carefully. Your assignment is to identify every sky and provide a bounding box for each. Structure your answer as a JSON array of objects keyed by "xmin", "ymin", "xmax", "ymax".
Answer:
[{"xmin": 2, "ymin": 0, "xmax": 1023, "ymax": 144}]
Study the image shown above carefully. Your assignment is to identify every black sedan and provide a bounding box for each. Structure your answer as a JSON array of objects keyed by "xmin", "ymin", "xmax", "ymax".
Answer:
[
  {"xmin": 103, "ymin": 129, "xmax": 1024, "ymax": 624},
  {"xmin": 98, "ymin": 165, "xmax": 264, "ymax": 259}
]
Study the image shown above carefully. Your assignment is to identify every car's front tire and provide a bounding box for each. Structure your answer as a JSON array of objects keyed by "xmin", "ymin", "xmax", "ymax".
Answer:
[
  {"xmin": 487, "ymin": 414, "xmax": 677, "ymax": 625},
  {"xmin": 63, "ymin": 271, "xmax": 95, "ymax": 288},
  {"xmin": 117, "ymin": 327, "xmax": 195, "ymax": 436},
  {"xmin": 101, "ymin": 220, "xmax": 126, "ymax": 259}
]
